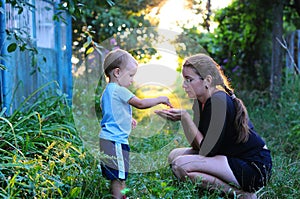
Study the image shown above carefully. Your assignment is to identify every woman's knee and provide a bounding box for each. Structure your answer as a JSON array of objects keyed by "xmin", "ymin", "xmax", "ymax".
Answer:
[
  {"xmin": 168, "ymin": 149, "xmax": 177, "ymax": 164},
  {"xmin": 168, "ymin": 148, "xmax": 185, "ymax": 164},
  {"xmin": 168, "ymin": 148, "xmax": 197, "ymax": 164}
]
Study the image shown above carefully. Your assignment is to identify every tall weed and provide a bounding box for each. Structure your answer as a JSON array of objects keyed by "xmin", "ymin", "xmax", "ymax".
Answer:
[{"xmin": 0, "ymin": 87, "xmax": 106, "ymax": 198}]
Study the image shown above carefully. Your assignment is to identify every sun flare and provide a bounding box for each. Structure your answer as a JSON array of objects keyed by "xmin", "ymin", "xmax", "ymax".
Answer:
[
  {"xmin": 135, "ymin": 0, "xmax": 233, "ymax": 101},
  {"xmin": 151, "ymin": 0, "xmax": 233, "ymax": 32}
]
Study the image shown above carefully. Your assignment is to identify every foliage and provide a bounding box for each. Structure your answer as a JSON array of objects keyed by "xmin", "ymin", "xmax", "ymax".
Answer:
[
  {"xmin": 239, "ymin": 76, "xmax": 300, "ymax": 199},
  {"xmin": 1, "ymin": 76, "xmax": 299, "ymax": 198},
  {"xmin": 2, "ymin": 0, "xmax": 68, "ymax": 55},
  {"xmin": 1, "ymin": 0, "xmax": 90, "ymax": 70},
  {"xmin": 176, "ymin": 0, "xmax": 274, "ymax": 90},
  {"xmin": 284, "ymin": 1, "xmax": 300, "ymax": 32},
  {"xmin": 72, "ymin": 0, "xmax": 162, "ymax": 68},
  {"xmin": 212, "ymin": 0, "xmax": 274, "ymax": 90},
  {"xmin": 176, "ymin": 0, "xmax": 300, "ymax": 91},
  {"xmin": 2, "ymin": 0, "xmax": 160, "ymax": 68},
  {"xmin": 0, "ymin": 86, "xmax": 104, "ymax": 198}
]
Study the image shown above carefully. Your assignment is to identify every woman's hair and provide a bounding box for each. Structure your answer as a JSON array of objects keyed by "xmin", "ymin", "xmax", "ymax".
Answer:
[
  {"xmin": 184, "ymin": 53, "xmax": 250, "ymax": 143},
  {"xmin": 103, "ymin": 49, "xmax": 137, "ymax": 77}
]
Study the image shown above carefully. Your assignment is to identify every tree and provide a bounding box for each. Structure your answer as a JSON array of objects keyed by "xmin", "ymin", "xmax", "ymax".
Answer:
[
  {"xmin": 181, "ymin": 0, "xmax": 274, "ymax": 90},
  {"xmin": 177, "ymin": 0, "xmax": 300, "ymax": 97},
  {"xmin": 271, "ymin": 0, "xmax": 284, "ymax": 102},
  {"xmin": 293, "ymin": 0, "xmax": 300, "ymax": 15},
  {"xmin": 71, "ymin": 0, "xmax": 164, "ymax": 67}
]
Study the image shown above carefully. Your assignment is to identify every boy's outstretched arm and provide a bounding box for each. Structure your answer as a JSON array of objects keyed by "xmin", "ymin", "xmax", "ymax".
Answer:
[{"xmin": 128, "ymin": 96, "xmax": 173, "ymax": 109}]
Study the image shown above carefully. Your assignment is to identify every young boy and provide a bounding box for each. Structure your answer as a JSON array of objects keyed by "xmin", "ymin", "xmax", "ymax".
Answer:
[{"xmin": 99, "ymin": 49, "xmax": 173, "ymax": 198}]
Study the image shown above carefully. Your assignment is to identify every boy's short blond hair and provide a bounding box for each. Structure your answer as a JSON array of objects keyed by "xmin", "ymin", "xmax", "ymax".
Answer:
[{"xmin": 103, "ymin": 49, "xmax": 137, "ymax": 77}]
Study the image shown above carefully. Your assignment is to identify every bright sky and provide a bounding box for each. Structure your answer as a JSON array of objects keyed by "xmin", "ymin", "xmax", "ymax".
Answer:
[
  {"xmin": 155, "ymin": 0, "xmax": 232, "ymax": 32},
  {"xmin": 135, "ymin": 0, "xmax": 232, "ymax": 87}
]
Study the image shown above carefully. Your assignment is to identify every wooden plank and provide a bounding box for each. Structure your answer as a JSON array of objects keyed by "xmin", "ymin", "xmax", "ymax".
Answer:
[
  {"xmin": 65, "ymin": 14, "xmax": 73, "ymax": 101},
  {"xmin": 37, "ymin": 48, "xmax": 58, "ymax": 92},
  {"xmin": 298, "ymin": 30, "xmax": 300, "ymax": 72},
  {"xmin": 0, "ymin": 0, "xmax": 7, "ymax": 112},
  {"xmin": 287, "ymin": 31, "xmax": 294, "ymax": 72}
]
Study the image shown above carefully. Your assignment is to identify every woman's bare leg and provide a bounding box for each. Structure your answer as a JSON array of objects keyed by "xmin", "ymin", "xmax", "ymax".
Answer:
[
  {"xmin": 171, "ymin": 154, "xmax": 239, "ymax": 184},
  {"xmin": 168, "ymin": 147, "xmax": 198, "ymax": 164},
  {"xmin": 171, "ymin": 154, "xmax": 257, "ymax": 198}
]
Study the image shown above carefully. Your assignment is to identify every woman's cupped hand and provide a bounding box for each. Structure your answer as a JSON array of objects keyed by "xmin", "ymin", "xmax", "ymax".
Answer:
[{"xmin": 154, "ymin": 108, "xmax": 187, "ymax": 121}]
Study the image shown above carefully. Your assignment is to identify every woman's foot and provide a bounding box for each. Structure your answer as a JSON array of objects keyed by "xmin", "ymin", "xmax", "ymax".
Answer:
[{"xmin": 238, "ymin": 192, "xmax": 257, "ymax": 199}]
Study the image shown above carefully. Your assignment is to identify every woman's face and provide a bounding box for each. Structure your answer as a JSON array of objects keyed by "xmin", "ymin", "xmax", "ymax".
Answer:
[{"xmin": 182, "ymin": 66, "xmax": 205, "ymax": 99}]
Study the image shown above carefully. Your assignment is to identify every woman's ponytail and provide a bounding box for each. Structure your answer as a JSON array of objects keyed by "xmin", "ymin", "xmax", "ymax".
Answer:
[{"xmin": 223, "ymin": 84, "xmax": 250, "ymax": 143}]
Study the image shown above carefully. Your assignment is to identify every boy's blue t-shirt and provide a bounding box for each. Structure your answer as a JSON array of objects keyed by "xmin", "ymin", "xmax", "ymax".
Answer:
[{"xmin": 100, "ymin": 83, "xmax": 135, "ymax": 144}]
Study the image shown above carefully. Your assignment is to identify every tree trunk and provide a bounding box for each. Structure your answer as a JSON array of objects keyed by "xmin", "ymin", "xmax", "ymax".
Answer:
[
  {"xmin": 270, "ymin": 2, "xmax": 283, "ymax": 102},
  {"xmin": 294, "ymin": 0, "xmax": 300, "ymax": 16},
  {"xmin": 205, "ymin": 0, "xmax": 211, "ymax": 32}
]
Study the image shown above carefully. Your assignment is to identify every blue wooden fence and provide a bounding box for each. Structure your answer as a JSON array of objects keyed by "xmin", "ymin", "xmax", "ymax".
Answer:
[
  {"xmin": 286, "ymin": 30, "xmax": 300, "ymax": 74},
  {"xmin": 0, "ymin": 0, "xmax": 72, "ymax": 115}
]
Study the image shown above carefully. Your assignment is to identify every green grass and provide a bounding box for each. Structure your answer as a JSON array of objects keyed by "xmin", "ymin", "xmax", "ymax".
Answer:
[
  {"xmin": 0, "ymin": 91, "xmax": 104, "ymax": 198},
  {"xmin": 0, "ymin": 76, "xmax": 299, "ymax": 198}
]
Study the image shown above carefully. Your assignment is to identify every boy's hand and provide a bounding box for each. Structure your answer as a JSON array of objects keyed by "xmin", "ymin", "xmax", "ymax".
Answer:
[
  {"xmin": 158, "ymin": 96, "xmax": 173, "ymax": 108},
  {"xmin": 132, "ymin": 118, "xmax": 137, "ymax": 129}
]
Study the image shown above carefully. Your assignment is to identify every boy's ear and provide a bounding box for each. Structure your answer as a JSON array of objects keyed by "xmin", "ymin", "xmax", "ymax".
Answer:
[{"xmin": 113, "ymin": 67, "xmax": 120, "ymax": 78}]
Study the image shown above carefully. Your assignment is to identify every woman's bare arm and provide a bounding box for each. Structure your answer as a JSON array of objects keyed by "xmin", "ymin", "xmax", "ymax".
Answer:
[
  {"xmin": 179, "ymin": 110, "xmax": 203, "ymax": 149},
  {"xmin": 156, "ymin": 109, "xmax": 203, "ymax": 149}
]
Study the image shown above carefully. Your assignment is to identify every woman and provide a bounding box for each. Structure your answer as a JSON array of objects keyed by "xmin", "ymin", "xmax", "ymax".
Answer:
[{"xmin": 155, "ymin": 54, "xmax": 272, "ymax": 198}]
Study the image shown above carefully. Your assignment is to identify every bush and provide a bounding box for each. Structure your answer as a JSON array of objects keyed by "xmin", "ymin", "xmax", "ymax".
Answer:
[{"xmin": 0, "ymin": 92, "xmax": 107, "ymax": 198}]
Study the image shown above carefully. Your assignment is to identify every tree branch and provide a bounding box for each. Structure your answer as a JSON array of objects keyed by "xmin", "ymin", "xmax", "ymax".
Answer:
[{"xmin": 276, "ymin": 36, "xmax": 300, "ymax": 74}]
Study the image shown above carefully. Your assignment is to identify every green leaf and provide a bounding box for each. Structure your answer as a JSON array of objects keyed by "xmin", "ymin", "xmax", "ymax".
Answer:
[
  {"xmin": 17, "ymin": 7, "xmax": 23, "ymax": 14},
  {"xmin": 45, "ymin": 6, "xmax": 52, "ymax": 11},
  {"xmin": 20, "ymin": 44, "xmax": 27, "ymax": 51},
  {"xmin": 69, "ymin": 187, "xmax": 81, "ymax": 197},
  {"xmin": 0, "ymin": 63, "xmax": 7, "ymax": 70},
  {"xmin": 83, "ymin": 36, "xmax": 92, "ymax": 48},
  {"xmin": 7, "ymin": 43, "xmax": 17, "ymax": 52},
  {"xmin": 53, "ymin": 15, "xmax": 59, "ymax": 22},
  {"xmin": 86, "ymin": 47, "xmax": 94, "ymax": 55}
]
